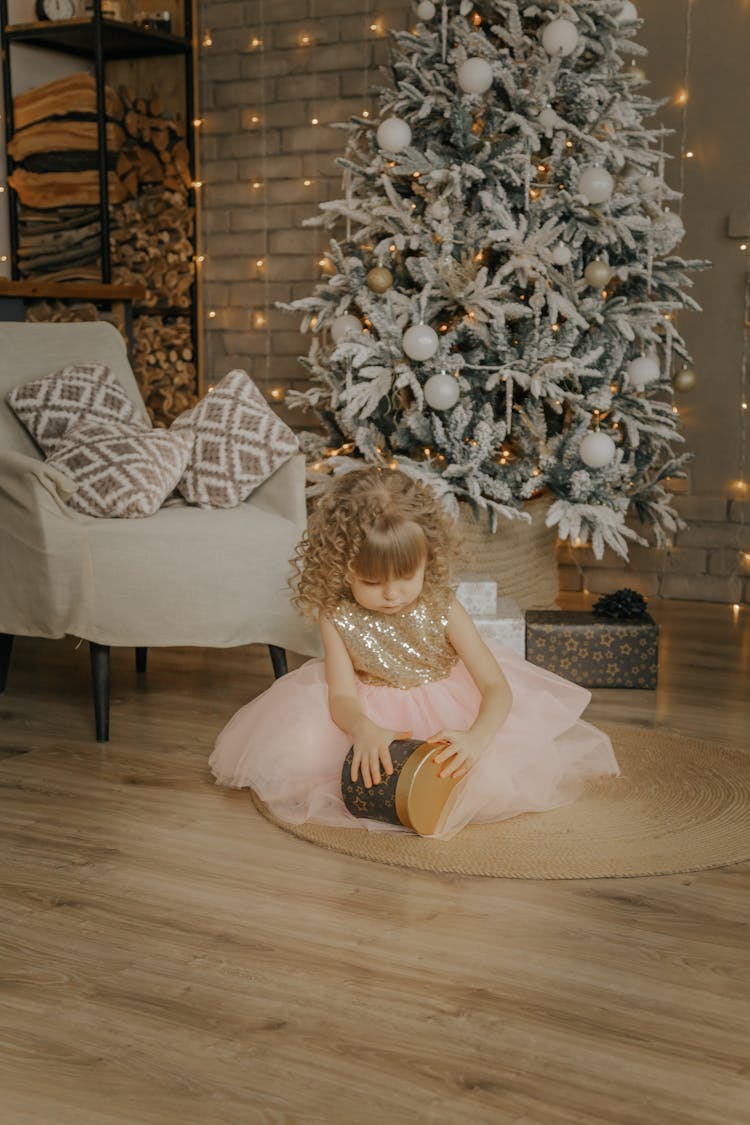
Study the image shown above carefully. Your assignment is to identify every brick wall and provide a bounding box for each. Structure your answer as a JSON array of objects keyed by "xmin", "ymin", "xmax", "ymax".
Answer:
[
  {"xmin": 197, "ymin": 0, "xmax": 750, "ymax": 606},
  {"xmin": 558, "ymin": 495, "xmax": 750, "ymax": 604},
  {"xmin": 198, "ymin": 0, "xmax": 406, "ymax": 398}
]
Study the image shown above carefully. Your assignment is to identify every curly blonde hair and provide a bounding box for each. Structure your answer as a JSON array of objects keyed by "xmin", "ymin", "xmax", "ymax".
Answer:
[{"xmin": 292, "ymin": 466, "xmax": 460, "ymax": 618}]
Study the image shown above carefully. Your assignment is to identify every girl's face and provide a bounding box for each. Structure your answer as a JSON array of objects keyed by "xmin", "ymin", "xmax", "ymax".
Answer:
[{"xmin": 349, "ymin": 560, "xmax": 426, "ymax": 616}]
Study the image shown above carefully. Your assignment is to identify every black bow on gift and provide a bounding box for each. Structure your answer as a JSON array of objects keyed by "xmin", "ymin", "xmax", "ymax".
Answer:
[{"xmin": 593, "ymin": 588, "xmax": 648, "ymax": 619}]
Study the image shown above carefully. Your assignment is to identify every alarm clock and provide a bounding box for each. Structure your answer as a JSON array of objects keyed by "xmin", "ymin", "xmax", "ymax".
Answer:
[{"xmin": 35, "ymin": 0, "xmax": 77, "ymax": 19}]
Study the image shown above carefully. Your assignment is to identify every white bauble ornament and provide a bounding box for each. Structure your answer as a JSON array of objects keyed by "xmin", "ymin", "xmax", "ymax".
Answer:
[
  {"xmin": 584, "ymin": 259, "xmax": 613, "ymax": 288},
  {"xmin": 673, "ymin": 366, "xmax": 697, "ymax": 393},
  {"xmin": 376, "ymin": 117, "xmax": 412, "ymax": 152},
  {"xmin": 537, "ymin": 106, "xmax": 557, "ymax": 130},
  {"xmin": 626, "ymin": 355, "xmax": 660, "ymax": 389},
  {"xmin": 580, "ymin": 431, "xmax": 616, "ymax": 469},
  {"xmin": 457, "ymin": 58, "xmax": 493, "ymax": 95},
  {"xmin": 366, "ymin": 266, "xmax": 393, "ymax": 293},
  {"xmin": 541, "ymin": 18, "xmax": 579, "ymax": 57},
  {"xmin": 416, "ymin": 0, "xmax": 435, "ymax": 18},
  {"xmin": 330, "ymin": 314, "xmax": 363, "ymax": 344},
  {"xmin": 638, "ymin": 173, "xmax": 661, "ymax": 193},
  {"xmin": 616, "ymin": 1, "xmax": 638, "ymax": 23},
  {"xmin": 403, "ymin": 324, "xmax": 439, "ymax": 361},
  {"xmin": 579, "ymin": 165, "xmax": 614, "ymax": 204},
  {"xmin": 550, "ymin": 243, "xmax": 572, "ymax": 266},
  {"xmin": 424, "ymin": 372, "xmax": 460, "ymax": 410}
]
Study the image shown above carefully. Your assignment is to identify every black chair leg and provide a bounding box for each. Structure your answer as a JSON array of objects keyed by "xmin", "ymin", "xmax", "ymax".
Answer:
[
  {"xmin": 135, "ymin": 647, "xmax": 148, "ymax": 675},
  {"xmin": 268, "ymin": 644, "xmax": 288, "ymax": 679},
  {"xmin": 0, "ymin": 633, "xmax": 14, "ymax": 693},
  {"xmin": 89, "ymin": 642, "xmax": 110, "ymax": 743}
]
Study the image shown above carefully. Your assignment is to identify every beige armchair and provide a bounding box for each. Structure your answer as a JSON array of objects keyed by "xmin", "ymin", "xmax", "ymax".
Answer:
[{"xmin": 0, "ymin": 321, "xmax": 320, "ymax": 740}]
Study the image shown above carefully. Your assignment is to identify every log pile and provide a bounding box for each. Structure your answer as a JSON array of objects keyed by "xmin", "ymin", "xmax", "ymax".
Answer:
[
  {"xmin": 132, "ymin": 316, "xmax": 197, "ymax": 425},
  {"xmin": 8, "ymin": 71, "xmax": 198, "ymax": 425}
]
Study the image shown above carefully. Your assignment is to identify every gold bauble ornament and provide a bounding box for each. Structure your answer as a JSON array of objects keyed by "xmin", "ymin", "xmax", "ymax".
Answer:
[
  {"xmin": 366, "ymin": 266, "xmax": 393, "ymax": 293},
  {"xmin": 673, "ymin": 366, "xmax": 697, "ymax": 393}
]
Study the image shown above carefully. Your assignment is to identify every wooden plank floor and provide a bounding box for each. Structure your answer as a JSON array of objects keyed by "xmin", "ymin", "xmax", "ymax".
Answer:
[{"xmin": 1, "ymin": 597, "xmax": 749, "ymax": 1125}]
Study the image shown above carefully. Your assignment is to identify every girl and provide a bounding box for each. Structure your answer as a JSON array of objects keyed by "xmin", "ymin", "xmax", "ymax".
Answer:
[{"xmin": 209, "ymin": 466, "xmax": 619, "ymax": 840}]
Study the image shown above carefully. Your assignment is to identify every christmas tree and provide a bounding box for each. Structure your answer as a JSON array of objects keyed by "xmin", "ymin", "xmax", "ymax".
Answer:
[{"xmin": 283, "ymin": 0, "xmax": 705, "ymax": 558}]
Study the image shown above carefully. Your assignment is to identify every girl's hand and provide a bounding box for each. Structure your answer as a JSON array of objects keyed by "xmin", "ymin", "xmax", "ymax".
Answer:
[
  {"xmin": 351, "ymin": 721, "xmax": 412, "ymax": 788},
  {"xmin": 427, "ymin": 730, "xmax": 484, "ymax": 780}
]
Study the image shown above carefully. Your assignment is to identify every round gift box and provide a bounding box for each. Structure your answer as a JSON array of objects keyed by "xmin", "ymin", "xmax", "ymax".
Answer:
[{"xmin": 341, "ymin": 738, "xmax": 462, "ymax": 836}]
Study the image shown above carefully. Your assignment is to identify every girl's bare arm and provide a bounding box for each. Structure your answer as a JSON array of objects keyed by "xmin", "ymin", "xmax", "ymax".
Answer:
[{"xmin": 429, "ymin": 599, "xmax": 513, "ymax": 779}]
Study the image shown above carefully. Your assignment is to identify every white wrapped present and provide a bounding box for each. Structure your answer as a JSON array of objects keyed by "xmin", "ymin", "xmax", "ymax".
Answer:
[
  {"xmin": 456, "ymin": 580, "xmax": 497, "ymax": 617},
  {"xmin": 472, "ymin": 596, "xmax": 525, "ymax": 655}
]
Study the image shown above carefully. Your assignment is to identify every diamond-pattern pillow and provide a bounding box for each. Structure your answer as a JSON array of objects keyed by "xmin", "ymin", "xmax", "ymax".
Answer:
[
  {"xmin": 174, "ymin": 369, "xmax": 299, "ymax": 508},
  {"xmin": 47, "ymin": 420, "xmax": 194, "ymax": 518},
  {"xmin": 7, "ymin": 363, "xmax": 149, "ymax": 454}
]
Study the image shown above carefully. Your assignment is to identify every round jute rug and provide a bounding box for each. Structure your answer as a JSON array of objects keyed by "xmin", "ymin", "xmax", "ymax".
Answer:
[{"xmin": 250, "ymin": 725, "xmax": 750, "ymax": 879}]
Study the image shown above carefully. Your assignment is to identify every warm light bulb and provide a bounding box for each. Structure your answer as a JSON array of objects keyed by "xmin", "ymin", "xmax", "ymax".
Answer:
[
  {"xmin": 252, "ymin": 310, "xmax": 267, "ymax": 329},
  {"xmin": 311, "ymin": 117, "xmax": 319, "ymax": 125},
  {"xmin": 201, "ymin": 30, "xmax": 213, "ymax": 46},
  {"xmin": 250, "ymin": 114, "xmax": 261, "ymax": 125},
  {"xmin": 256, "ymin": 258, "xmax": 265, "ymax": 269},
  {"xmin": 684, "ymin": 150, "xmax": 694, "ymax": 159},
  {"xmin": 193, "ymin": 118, "xmax": 204, "ymax": 127},
  {"xmin": 194, "ymin": 254, "xmax": 206, "ymax": 263},
  {"xmin": 741, "ymin": 244, "xmax": 748, "ymax": 252},
  {"xmin": 249, "ymin": 36, "xmax": 263, "ymax": 48},
  {"xmin": 268, "ymin": 386, "xmax": 285, "ymax": 401},
  {"xmin": 208, "ymin": 310, "xmax": 217, "ymax": 318},
  {"xmin": 252, "ymin": 180, "xmax": 263, "ymax": 189},
  {"xmin": 303, "ymin": 178, "xmax": 313, "ymax": 186},
  {"xmin": 674, "ymin": 88, "xmax": 689, "ymax": 106},
  {"xmin": 298, "ymin": 33, "xmax": 312, "ymax": 46},
  {"xmin": 362, "ymin": 110, "xmax": 370, "ymax": 118},
  {"xmin": 191, "ymin": 180, "xmax": 203, "ymax": 189}
]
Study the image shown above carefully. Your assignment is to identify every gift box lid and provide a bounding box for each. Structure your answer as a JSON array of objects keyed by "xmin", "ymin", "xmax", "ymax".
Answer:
[{"xmin": 525, "ymin": 609, "xmax": 657, "ymax": 630}]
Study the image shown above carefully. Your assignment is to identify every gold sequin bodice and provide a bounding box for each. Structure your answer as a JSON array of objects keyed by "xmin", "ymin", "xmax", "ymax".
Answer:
[{"xmin": 331, "ymin": 587, "xmax": 458, "ymax": 689}]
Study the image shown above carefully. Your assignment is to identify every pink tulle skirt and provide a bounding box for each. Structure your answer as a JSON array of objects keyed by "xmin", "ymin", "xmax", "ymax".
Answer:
[{"xmin": 209, "ymin": 641, "xmax": 620, "ymax": 841}]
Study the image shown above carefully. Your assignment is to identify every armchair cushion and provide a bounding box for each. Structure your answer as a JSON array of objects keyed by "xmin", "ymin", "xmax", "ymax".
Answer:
[
  {"xmin": 7, "ymin": 362, "xmax": 150, "ymax": 454},
  {"xmin": 47, "ymin": 419, "xmax": 194, "ymax": 518},
  {"xmin": 174, "ymin": 368, "xmax": 298, "ymax": 508}
]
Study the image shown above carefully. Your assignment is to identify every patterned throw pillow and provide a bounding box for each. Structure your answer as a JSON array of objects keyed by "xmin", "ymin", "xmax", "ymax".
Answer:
[
  {"xmin": 174, "ymin": 369, "xmax": 299, "ymax": 508},
  {"xmin": 7, "ymin": 363, "xmax": 149, "ymax": 454},
  {"xmin": 47, "ymin": 420, "xmax": 194, "ymax": 518}
]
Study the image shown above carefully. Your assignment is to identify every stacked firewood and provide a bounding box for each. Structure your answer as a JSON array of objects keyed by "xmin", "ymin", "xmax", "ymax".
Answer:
[
  {"xmin": 8, "ymin": 71, "xmax": 198, "ymax": 425},
  {"xmin": 132, "ymin": 316, "xmax": 196, "ymax": 424}
]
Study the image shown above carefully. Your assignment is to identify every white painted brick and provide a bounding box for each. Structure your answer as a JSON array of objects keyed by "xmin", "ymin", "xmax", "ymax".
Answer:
[
  {"xmin": 660, "ymin": 573, "xmax": 743, "ymax": 602},
  {"xmin": 707, "ymin": 549, "xmax": 746, "ymax": 577},
  {"xmin": 729, "ymin": 499, "xmax": 750, "ymax": 524},
  {"xmin": 205, "ymin": 2, "xmax": 245, "ymax": 29},
  {"xmin": 663, "ymin": 546, "xmax": 707, "ymax": 574},
  {"xmin": 582, "ymin": 569, "xmax": 660, "ymax": 597},
  {"xmin": 671, "ymin": 494, "xmax": 729, "ymax": 522},
  {"xmin": 676, "ymin": 523, "xmax": 750, "ymax": 549},
  {"xmin": 558, "ymin": 566, "xmax": 584, "ymax": 592},
  {"xmin": 272, "ymin": 24, "xmax": 340, "ymax": 49}
]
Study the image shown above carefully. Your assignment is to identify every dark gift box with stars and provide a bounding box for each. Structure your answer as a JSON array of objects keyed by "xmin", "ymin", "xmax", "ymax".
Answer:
[{"xmin": 524, "ymin": 609, "xmax": 659, "ymax": 689}]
